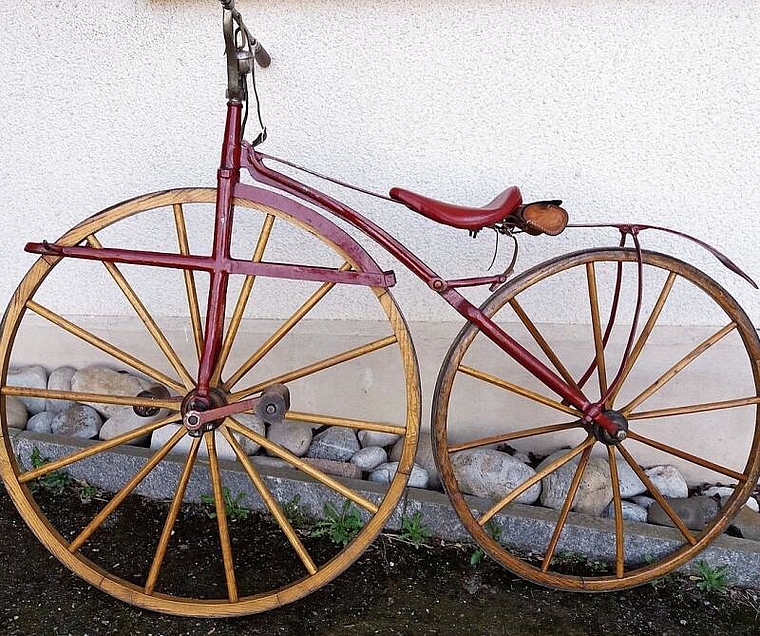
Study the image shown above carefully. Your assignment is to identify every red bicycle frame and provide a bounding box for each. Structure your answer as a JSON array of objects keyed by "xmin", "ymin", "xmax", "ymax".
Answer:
[{"xmin": 26, "ymin": 101, "xmax": 620, "ymax": 436}]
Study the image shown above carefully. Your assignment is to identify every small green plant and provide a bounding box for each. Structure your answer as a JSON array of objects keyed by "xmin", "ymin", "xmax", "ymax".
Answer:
[
  {"xmin": 644, "ymin": 553, "xmax": 674, "ymax": 590},
  {"xmin": 648, "ymin": 572, "xmax": 671, "ymax": 591},
  {"xmin": 200, "ymin": 487, "xmax": 250, "ymax": 521},
  {"xmin": 311, "ymin": 500, "xmax": 363, "ymax": 546},
  {"xmin": 555, "ymin": 550, "xmax": 582, "ymax": 564},
  {"xmin": 282, "ymin": 495, "xmax": 312, "ymax": 531},
  {"xmin": 75, "ymin": 481, "xmax": 101, "ymax": 505},
  {"xmin": 470, "ymin": 521, "xmax": 502, "ymax": 566},
  {"xmin": 552, "ymin": 550, "xmax": 589, "ymax": 571},
  {"xmin": 547, "ymin": 550, "xmax": 611, "ymax": 575},
  {"xmin": 399, "ymin": 512, "xmax": 432, "ymax": 548},
  {"xmin": 692, "ymin": 561, "xmax": 729, "ymax": 595},
  {"xmin": 30, "ymin": 447, "xmax": 71, "ymax": 493}
]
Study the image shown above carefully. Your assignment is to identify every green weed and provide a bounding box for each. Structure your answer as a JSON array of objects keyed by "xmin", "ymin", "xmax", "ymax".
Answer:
[
  {"xmin": 547, "ymin": 550, "xmax": 611, "ymax": 575},
  {"xmin": 200, "ymin": 487, "xmax": 250, "ymax": 521},
  {"xmin": 311, "ymin": 500, "xmax": 363, "ymax": 546},
  {"xmin": 75, "ymin": 480, "xmax": 101, "ymax": 504},
  {"xmin": 692, "ymin": 561, "xmax": 729, "ymax": 595},
  {"xmin": 282, "ymin": 495, "xmax": 312, "ymax": 531},
  {"xmin": 29, "ymin": 447, "xmax": 71, "ymax": 493},
  {"xmin": 399, "ymin": 512, "xmax": 432, "ymax": 548},
  {"xmin": 644, "ymin": 553, "xmax": 675, "ymax": 590},
  {"xmin": 470, "ymin": 521, "xmax": 502, "ymax": 566}
]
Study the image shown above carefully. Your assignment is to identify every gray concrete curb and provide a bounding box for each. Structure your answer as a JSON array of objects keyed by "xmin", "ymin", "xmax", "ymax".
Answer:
[{"xmin": 8, "ymin": 430, "xmax": 760, "ymax": 588}]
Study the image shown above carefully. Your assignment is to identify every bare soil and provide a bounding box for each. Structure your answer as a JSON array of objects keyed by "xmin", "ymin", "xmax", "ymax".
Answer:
[{"xmin": 1, "ymin": 487, "xmax": 758, "ymax": 636}]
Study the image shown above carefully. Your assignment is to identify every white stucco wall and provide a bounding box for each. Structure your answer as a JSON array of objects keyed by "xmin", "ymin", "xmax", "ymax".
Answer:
[
  {"xmin": 2, "ymin": 1, "xmax": 759, "ymax": 483},
  {"xmin": 1, "ymin": 0, "xmax": 759, "ymax": 325}
]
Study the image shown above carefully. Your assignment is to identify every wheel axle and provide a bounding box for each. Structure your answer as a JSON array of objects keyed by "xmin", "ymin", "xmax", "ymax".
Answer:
[
  {"xmin": 181, "ymin": 388, "xmax": 228, "ymax": 437},
  {"xmin": 591, "ymin": 409, "xmax": 628, "ymax": 445}
]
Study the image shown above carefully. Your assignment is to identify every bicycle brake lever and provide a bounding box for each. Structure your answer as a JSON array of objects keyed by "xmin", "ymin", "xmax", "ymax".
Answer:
[{"xmin": 251, "ymin": 127, "xmax": 267, "ymax": 147}]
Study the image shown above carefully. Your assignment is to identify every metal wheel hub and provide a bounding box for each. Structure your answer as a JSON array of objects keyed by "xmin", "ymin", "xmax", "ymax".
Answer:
[
  {"xmin": 181, "ymin": 388, "xmax": 228, "ymax": 436},
  {"xmin": 592, "ymin": 409, "xmax": 629, "ymax": 445}
]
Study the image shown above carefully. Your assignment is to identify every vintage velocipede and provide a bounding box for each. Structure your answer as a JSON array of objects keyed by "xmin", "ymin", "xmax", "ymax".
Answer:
[{"xmin": 1, "ymin": 0, "xmax": 759, "ymax": 618}]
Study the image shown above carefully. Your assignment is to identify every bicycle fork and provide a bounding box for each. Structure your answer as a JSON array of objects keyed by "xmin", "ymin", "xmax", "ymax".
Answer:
[{"xmin": 183, "ymin": 102, "xmax": 244, "ymax": 426}]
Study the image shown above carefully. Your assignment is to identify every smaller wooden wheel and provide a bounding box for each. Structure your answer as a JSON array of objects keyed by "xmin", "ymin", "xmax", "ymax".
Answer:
[
  {"xmin": 433, "ymin": 248, "xmax": 760, "ymax": 591},
  {"xmin": 0, "ymin": 188, "xmax": 420, "ymax": 616}
]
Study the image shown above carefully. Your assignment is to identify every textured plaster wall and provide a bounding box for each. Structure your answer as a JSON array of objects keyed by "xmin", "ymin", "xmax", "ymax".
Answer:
[
  {"xmin": 1, "ymin": 0, "xmax": 759, "ymax": 326},
  {"xmin": 2, "ymin": 1, "xmax": 759, "ymax": 480}
]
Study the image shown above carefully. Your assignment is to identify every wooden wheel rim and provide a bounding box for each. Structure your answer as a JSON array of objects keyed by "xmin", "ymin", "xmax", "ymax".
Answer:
[
  {"xmin": 0, "ymin": 188, "xmax": 421, "ymax": 616},
  {"xmin": 432, "ymin": 248, "xmax": 760, "ymax": 591}
]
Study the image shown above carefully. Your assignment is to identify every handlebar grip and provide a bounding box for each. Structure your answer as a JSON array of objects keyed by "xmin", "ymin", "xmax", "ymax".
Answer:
[{"xmin": 253, "ymin": 41, "xmax": 271, "ymax": 68}]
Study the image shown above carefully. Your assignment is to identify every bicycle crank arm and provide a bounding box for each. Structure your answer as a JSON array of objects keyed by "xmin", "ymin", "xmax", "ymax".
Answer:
[{"xmin": 183, "ymin": 383, "xmax": 290, "ymax": 432}]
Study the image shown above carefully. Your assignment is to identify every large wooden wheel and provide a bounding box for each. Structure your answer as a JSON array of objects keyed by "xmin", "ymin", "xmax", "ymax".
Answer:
[
  {"xmin": 0, "ymin": 188, "xmax": 420, "ymax": 616},
  {"xmin": 433, "ymin": 248, "xmax": 760, "ymax": 591}
]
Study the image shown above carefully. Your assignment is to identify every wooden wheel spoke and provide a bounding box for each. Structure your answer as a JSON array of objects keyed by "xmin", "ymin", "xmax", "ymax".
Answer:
[
  {"xmin": 25, "ymin": 300, "xmax": 186, "ymax": 393},
  {"xmin": 225, "ymin": 417, "xmax": 378, "ymax": 514},
  {"xmin": 68, "ymin": 425, "xmax": 187, "ymax": 553},
  {"xmin": 457, "ymin": 365, "xmax": 582, "ymax": 417},
  {"xmin": 625, "ymin": 430, "xmax": 747, "ymax": 482},
  {"xmin": 448, "ymin": 422, "xmax": 580, "ymax": 453},
  {"xmin": 18, "ymin": 413, "xmax": 180, "ymax": 484},
  {"xmin": 145, "ymin": 436, "xmax": 202, "ymax": 594},
  {"xmin": 616, "ymin": 444, "xmax": 697, "ymax": 545},
  {"xmin": 607, "ymin": 447, "xmax": 625, "ymax": 578},
  {"xmin": 479, "ymin": 437, "xmax": 595, "ymax": 526},
  {"xmin": 621, "ymin": 322, "xmax": 737, "ymax": 415},
  {"xmin": 608, "ymin": 272, "xmax": 677, "ymax": 405},
  {"xmin": 220, "ymin": 426, "xmax": 318, "ymax": 575},
  {"xmin": 211, "ymin": 214, "xmax": 276, "ymax": 387},
  {"xmin": 224, "ymin": 262, "xmax": 353, "ymax": 391},
  {"xmin": 285, "ymin": 411, "xmax": 405, "ymax": 436},
  {"xmin": 509, "ymin": 298, "xmax": 581, "ymax": 393},
  {"xmin": 540, "ymin": 444, "xmax": 593, "ymax": 572},
  {"xmin": 87, "ymin": 234, "xmax": 195, "ymax": 390},
  {"xmin": 3, "ymin": 386, "xmax": 180, "ymax": 411},
  {"xmin": 586, "ymin": 262, "xmax": 608, "ymax": 397},
  {"xmin": 205, "ymin": 431, "xmax": 238, "ymax": 602},
  {"xmin": 628, "ymin": 396, "xmax": 760, "ymax": 421},
  {"xmin": 230, "ymin": 335, "xmax": 397, "ymax": 402},
  {"xmin": 173, "ymin": 204, "xmax": 204, "ymax": 361}
]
